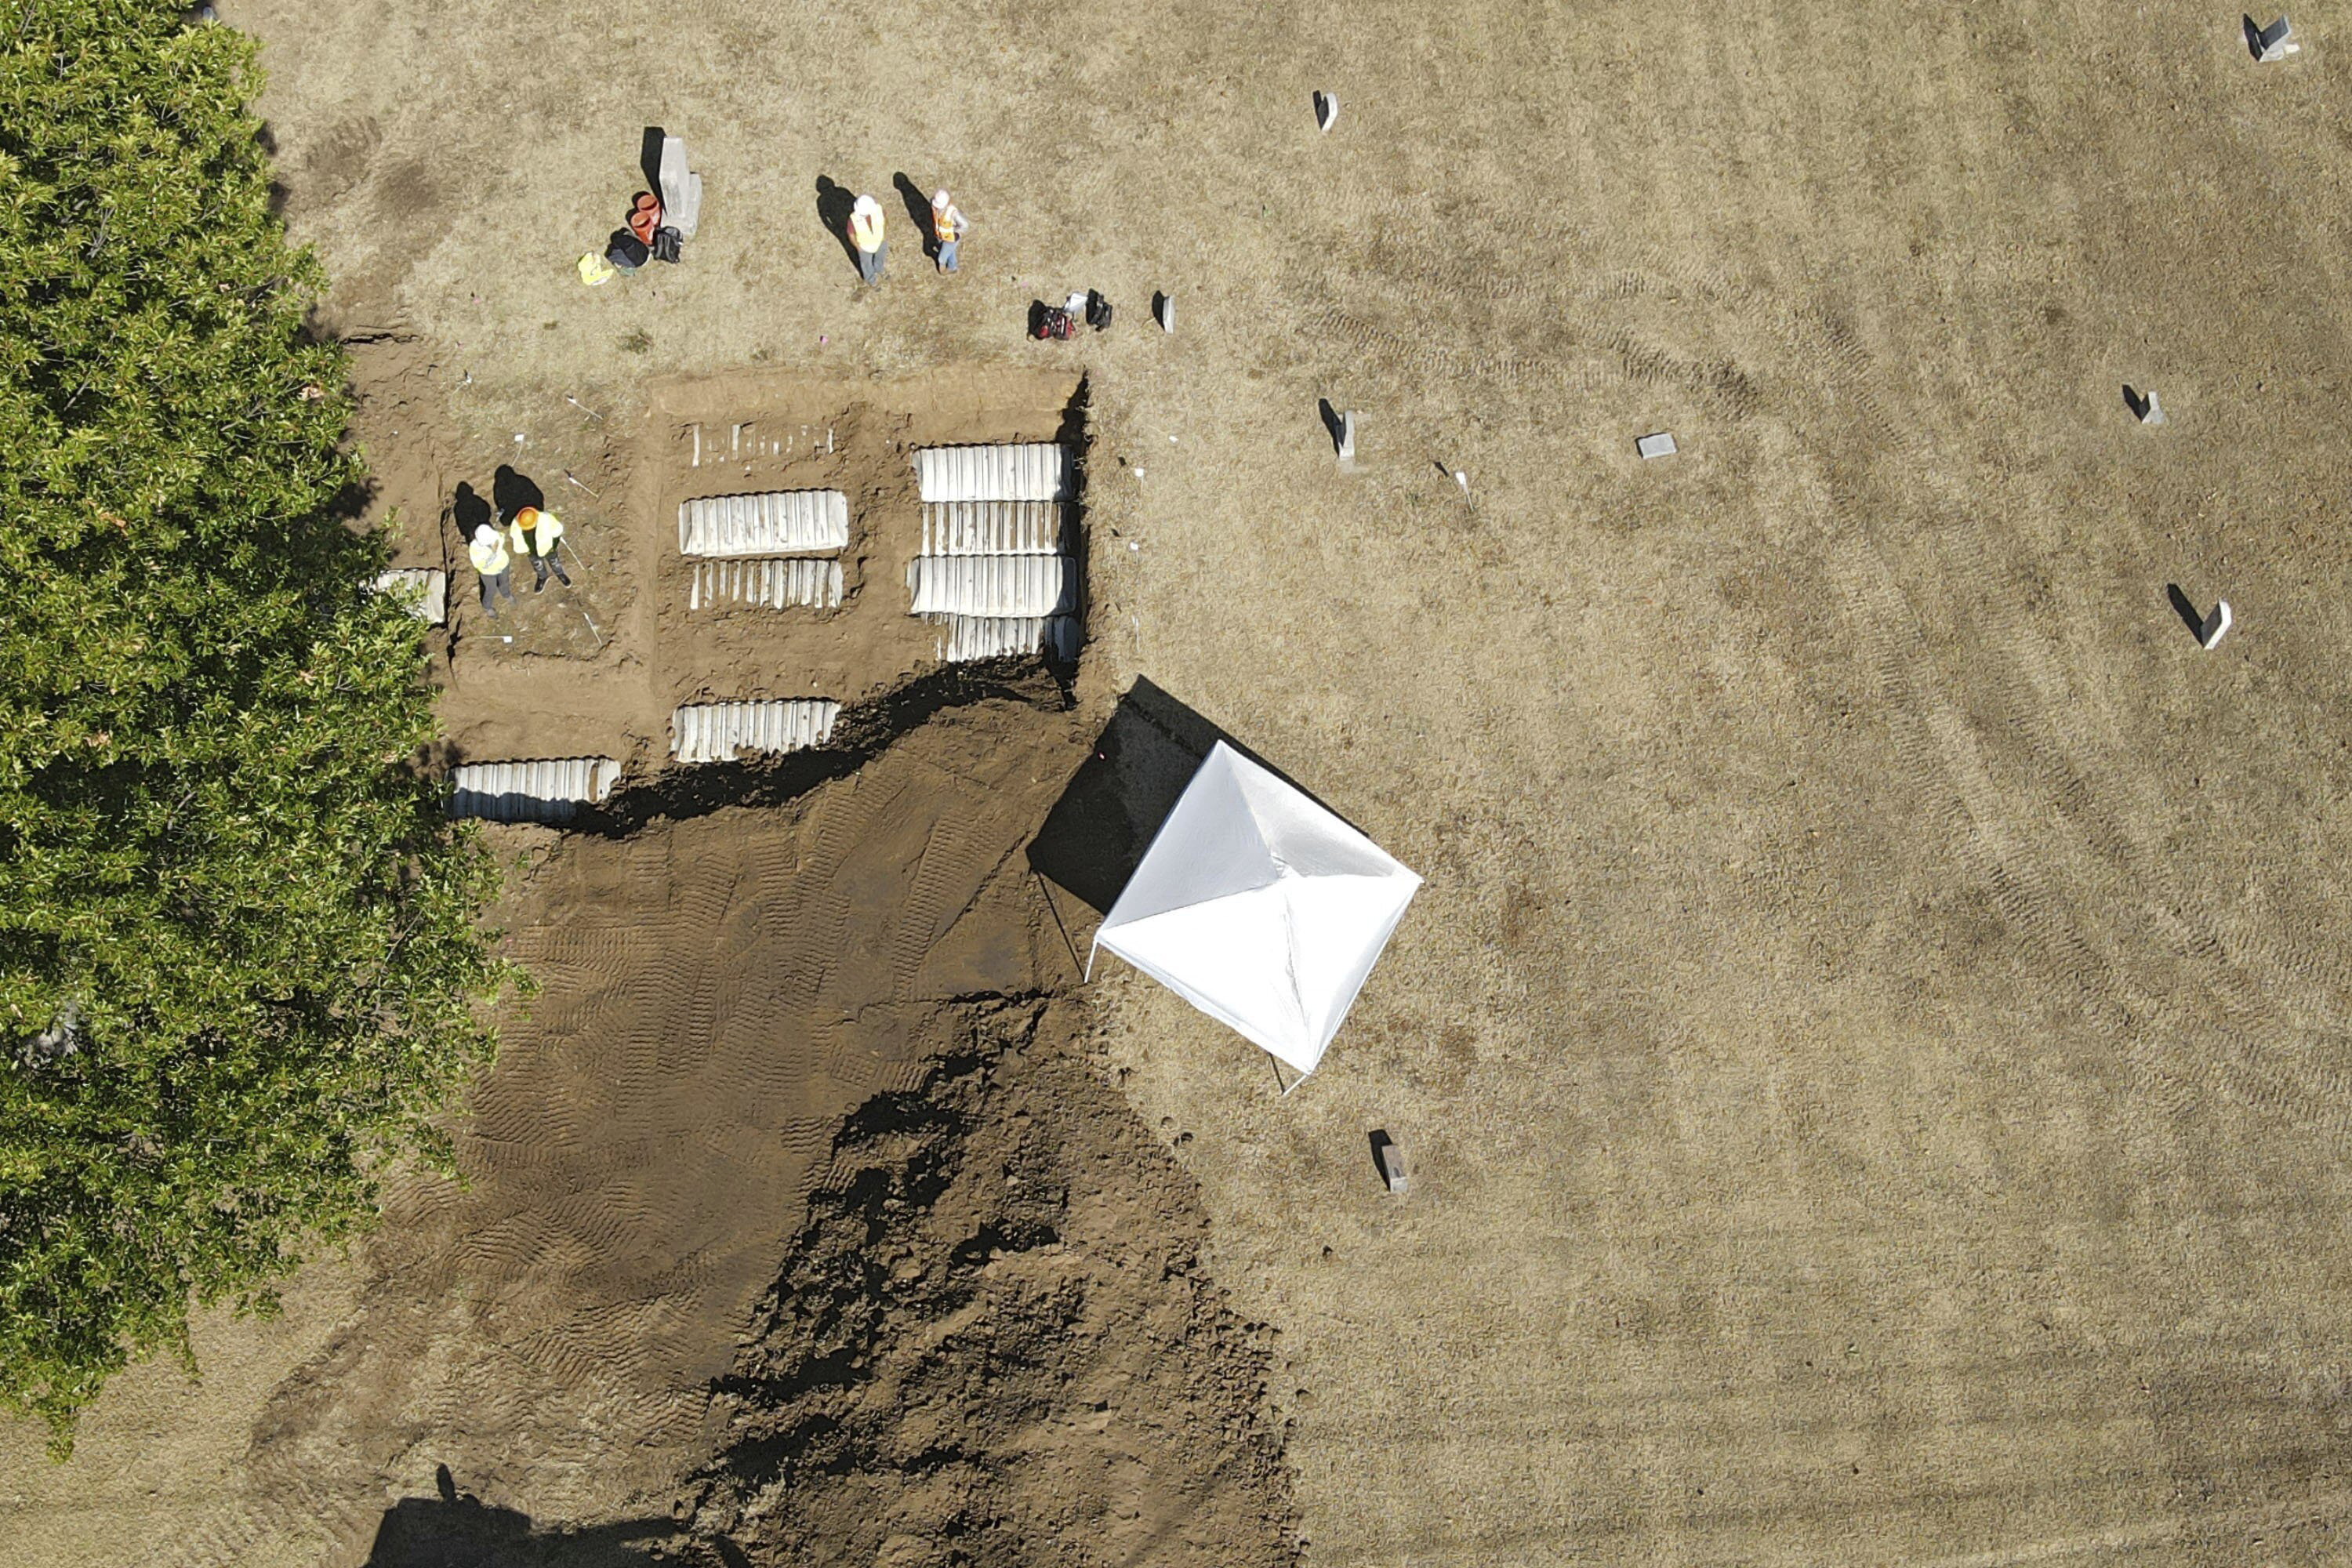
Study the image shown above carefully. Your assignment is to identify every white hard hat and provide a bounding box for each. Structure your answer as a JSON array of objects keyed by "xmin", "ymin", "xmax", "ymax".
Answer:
[
  {"xmin": 932, "ymin": 189, "xmax": 951, "ymax": 207},
  {"xmin": 853, "ymin": 193, "xmax": 879, "ymax": 215},
  {"xmin": 474, "ymin": 524, "xmax": 497, "ymax": 546}
]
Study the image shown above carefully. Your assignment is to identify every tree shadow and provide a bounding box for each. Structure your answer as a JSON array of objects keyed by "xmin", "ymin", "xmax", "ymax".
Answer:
[
  {"xmin": 362, "ymin": 1466, "xmax": 677, "ymax": 1567},
  {"xmin": 492, "ymin": 464, "xmax": 546, "ymax": 521},
  {"xmin": 814, "ymin": 176, "xmax": 861, "ymax": 271},
  {"xmin": 891, "ymin": 172, "xmax": 938, "ymax": 260},
  {"xmin": 1025, "ymin": 676, "xmax": 1363, "ymax": 915},
  {"xmin": 2165, "ymin": 583, "xmax": 2209, "ymax": 641}
]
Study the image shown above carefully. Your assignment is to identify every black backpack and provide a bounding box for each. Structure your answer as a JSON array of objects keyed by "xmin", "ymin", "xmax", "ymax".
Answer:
[
  {"xmin": 652, "ymin": 226, "xmax": 683, "ymax": 264},
  {"xmin": 1084, "ymin": 291, "xmax": 1112, "ymax": 331},
  {"xmin": 605, "ymin": 228, "xmax": 649, "ymax": 271}
]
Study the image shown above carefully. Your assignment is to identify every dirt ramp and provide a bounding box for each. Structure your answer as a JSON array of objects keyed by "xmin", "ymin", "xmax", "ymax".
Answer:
[
  {"xmin": 685, "ymin": 999, "xmax": 1298, "ymax": 1568},
  {"xmin": 191, "ymin": 693, "xmax": 1101, "ymax": 1564}
]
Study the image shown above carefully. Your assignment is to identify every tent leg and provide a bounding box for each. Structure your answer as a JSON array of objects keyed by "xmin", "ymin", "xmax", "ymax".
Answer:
[
  {"xmin": 1267, "ymin": 1053, "xmax": 1298, "ymax": 1096},
  {"xmin": 1033, "ymin": 869, "xmax": 1085, "ymax": 981}
]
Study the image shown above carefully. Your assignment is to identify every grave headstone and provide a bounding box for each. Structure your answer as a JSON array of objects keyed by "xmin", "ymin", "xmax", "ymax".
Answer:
[
  {"xmin": 2256, "ymin": 15, "xmax": 2299, "ymax": 60},
  {"xmin": 1336, "ymin": 410, "xmax": 1356, "ymax": 463},
  {"xmin": 1636, "ymin": 431, "xmax": 1679, "ymax": 459},
  {"xmin": 1316, "ymin": 92, "xmax": 1338, "ymax": 132},
  {"xmin": 2201, "ymin": 599, "xmax": 2232, "ymax": 649}
]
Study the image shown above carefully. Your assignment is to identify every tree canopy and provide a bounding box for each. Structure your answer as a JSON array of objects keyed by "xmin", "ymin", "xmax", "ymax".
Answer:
[{"xmin": 0, "ymin": 0, "xmax": 506, "ymax": 1449}]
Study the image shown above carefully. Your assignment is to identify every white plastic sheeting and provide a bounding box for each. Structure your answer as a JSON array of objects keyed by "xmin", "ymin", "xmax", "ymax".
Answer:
[
  {"xmin": 920, "ymin": 501, "xmax": 1067, "ymax": 556},
  {"xmin": 935, "ymin": 614, "xmax": 1082, "ymax": 663},
  {"xmin": 372, "ymin": 568, "xmax": 447, "ymax": 625},
  {"xmin": 670, "ymin": 699, "xmax": 840, "ymax": 764},
  {"xmin": 688, "ymin": 557, "xmax": 843, "ymax": 610},
  {"xmin": 449, "ymin": 757, "xmax": 622, "ymax": 824},
  {"xmin": 907, "ymin": 554, "xmax": 1076, "ymax": 617},
  {"xmin": 658, "ymin": 135, "xmax": 702, "ymax": 237},
  {"xmin": 677, "ymin": 490, "xmax": 849, "ymax": 557},
  {"xmin": 914, "ymin": 443, "xmax": 1071, "ymax": 503},
  {"xmin": 1090, "ymin": 742, "xmax": 1421, "ymax": 1078}
]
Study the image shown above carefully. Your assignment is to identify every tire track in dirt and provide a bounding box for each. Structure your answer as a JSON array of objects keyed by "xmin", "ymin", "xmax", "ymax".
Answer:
[{"xmin": 890, "ymin": 820, "xmax": 1025, "ymax": 1001}]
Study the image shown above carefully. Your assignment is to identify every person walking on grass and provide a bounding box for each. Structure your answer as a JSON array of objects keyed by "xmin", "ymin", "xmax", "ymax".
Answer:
[
  {"xmin": 469, "ymin": 523, "xmax": 515, "ymax": 616},
  {"xmin": 849, "ymin": 193, "xmax": 886, "ymax": 285},
  {"xmin": 508, "ymin": 505, "xmax": 571, "ymax": 591},
  {"xmin": 931, "ymin": 189, "xmax": 967, "ymax": 274}
]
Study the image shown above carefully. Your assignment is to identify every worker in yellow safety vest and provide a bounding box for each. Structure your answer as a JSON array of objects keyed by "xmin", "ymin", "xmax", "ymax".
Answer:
[
  {"xmin": 849, "ymin": 194, "xmax": 886, "ymax": 285},
  {"xmin": 507, "ymin": 505, "xmax": 571, "ymax": 591},
  {"xmin": 930, "ymin": 189, "xmax": 967, "ymax": 274},
  {"xmin": 469, "ymin": 524, "xmax": 515, "ymax": 616}
]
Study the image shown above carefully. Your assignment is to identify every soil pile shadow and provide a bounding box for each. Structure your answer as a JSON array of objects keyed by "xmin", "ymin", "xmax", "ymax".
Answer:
[{"xmin": 683, "ymin": 998, "xmax": 1298, "ymax": 1568}]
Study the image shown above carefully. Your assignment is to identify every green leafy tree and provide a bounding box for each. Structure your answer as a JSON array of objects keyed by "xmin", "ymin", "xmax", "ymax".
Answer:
[{"xmin": 0, "ymin": 0, "xmax": 508, "ymax": 1450}]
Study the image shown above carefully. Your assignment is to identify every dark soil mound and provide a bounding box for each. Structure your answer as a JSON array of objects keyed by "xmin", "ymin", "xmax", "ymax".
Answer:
[{"xmin": 681, "ymin": 1000, "xmax": 1298, "ymax": 1568}]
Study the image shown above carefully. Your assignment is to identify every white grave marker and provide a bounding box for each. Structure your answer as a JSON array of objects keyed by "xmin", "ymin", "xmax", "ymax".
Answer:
[
  {"xmin": 1636, "ymin": 431, "xmax": 1679, "ymax": 459},
  {"xmin": 2201, "ymin": 599, "xmax": 2232, "ymax": 649},
  {"xmin": 1316, "ymin": 92, "xmax": 1338, "ymax": 132},
  {"xmin": 2255, "ymin": 15, "xmax": 2299, "ymax": 59},
  {"xmin": 1336, "ymin": 410, "xmax": 1357, "ymax": 462},
  {"xmin": 1156, "ymin": 293, "xmax": 1174, "ymax": 332}
]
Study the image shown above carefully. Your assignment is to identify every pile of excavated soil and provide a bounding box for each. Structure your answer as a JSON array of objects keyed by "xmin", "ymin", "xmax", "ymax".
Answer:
[
  {"xmin": 0, "ymin": 685, "xmax": 1272, "ymax": 1568},
  {"xmin": 680, "ymin": 999, "xmax": 1296, "ymax": 1568}
]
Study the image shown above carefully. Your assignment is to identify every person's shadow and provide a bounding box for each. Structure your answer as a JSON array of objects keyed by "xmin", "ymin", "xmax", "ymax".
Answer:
[
  {"xmin": 891, "ymin": 172, "xmax": 937, "ymax": 261},
  {"xmin": 814, "ymin": 176, "xmax": 860, "ymax": 272},
  {"xmin": 452, "ymin": 482, "xmax": 493, "ymax": 543},
  {"xmin": 492, "ymin": 464, "xmax": 545, "ymax": 523}
]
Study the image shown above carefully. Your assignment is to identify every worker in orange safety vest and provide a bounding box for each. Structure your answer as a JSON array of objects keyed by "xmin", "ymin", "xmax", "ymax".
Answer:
[
  {"xmin": 849, "ymin": 194, "xmax": 886, "ymax": 285},
  {"xmin": 507, "ymin": 506, "xmax": 571, "ymax": 591}
]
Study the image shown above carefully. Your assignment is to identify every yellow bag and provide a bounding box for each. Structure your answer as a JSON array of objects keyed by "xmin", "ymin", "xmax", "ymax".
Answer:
[{"xmin": 577, "ymin": 252, "xmax": 616, "ymax": 287}]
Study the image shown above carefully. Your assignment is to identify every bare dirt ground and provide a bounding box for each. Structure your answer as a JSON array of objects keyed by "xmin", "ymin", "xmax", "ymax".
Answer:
[{"xmin": 16, "ymin": 0, "xmax": 2352, "ymax": 1563}]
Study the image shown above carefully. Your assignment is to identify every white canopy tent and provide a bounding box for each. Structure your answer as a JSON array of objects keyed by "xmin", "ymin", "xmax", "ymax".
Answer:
[{"xmin": 1088, "ymin": 742, "xmax": 1421, "ymax": 1081}]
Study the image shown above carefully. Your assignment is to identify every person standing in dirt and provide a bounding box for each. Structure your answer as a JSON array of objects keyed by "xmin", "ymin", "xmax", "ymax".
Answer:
[
  {"xmin": 849, "ymin": 193, "xmax": 886, "ymax": 285},
  {"xmin": 507, "ymin": 505, "xmax": 571, "ymax": 591},
  {"xmin": 469, "ymin": 523, "xmax": 516, "ymax": 616},
  {"xmin": 930, "ymin": 189, "xmax": 967, "ymax": 274}
]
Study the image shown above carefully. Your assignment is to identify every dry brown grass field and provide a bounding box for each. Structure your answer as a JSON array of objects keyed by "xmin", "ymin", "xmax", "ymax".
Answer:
[{"xmin": 11, "ymin": 0, "xmax": 2352, "ymax": 1563}]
